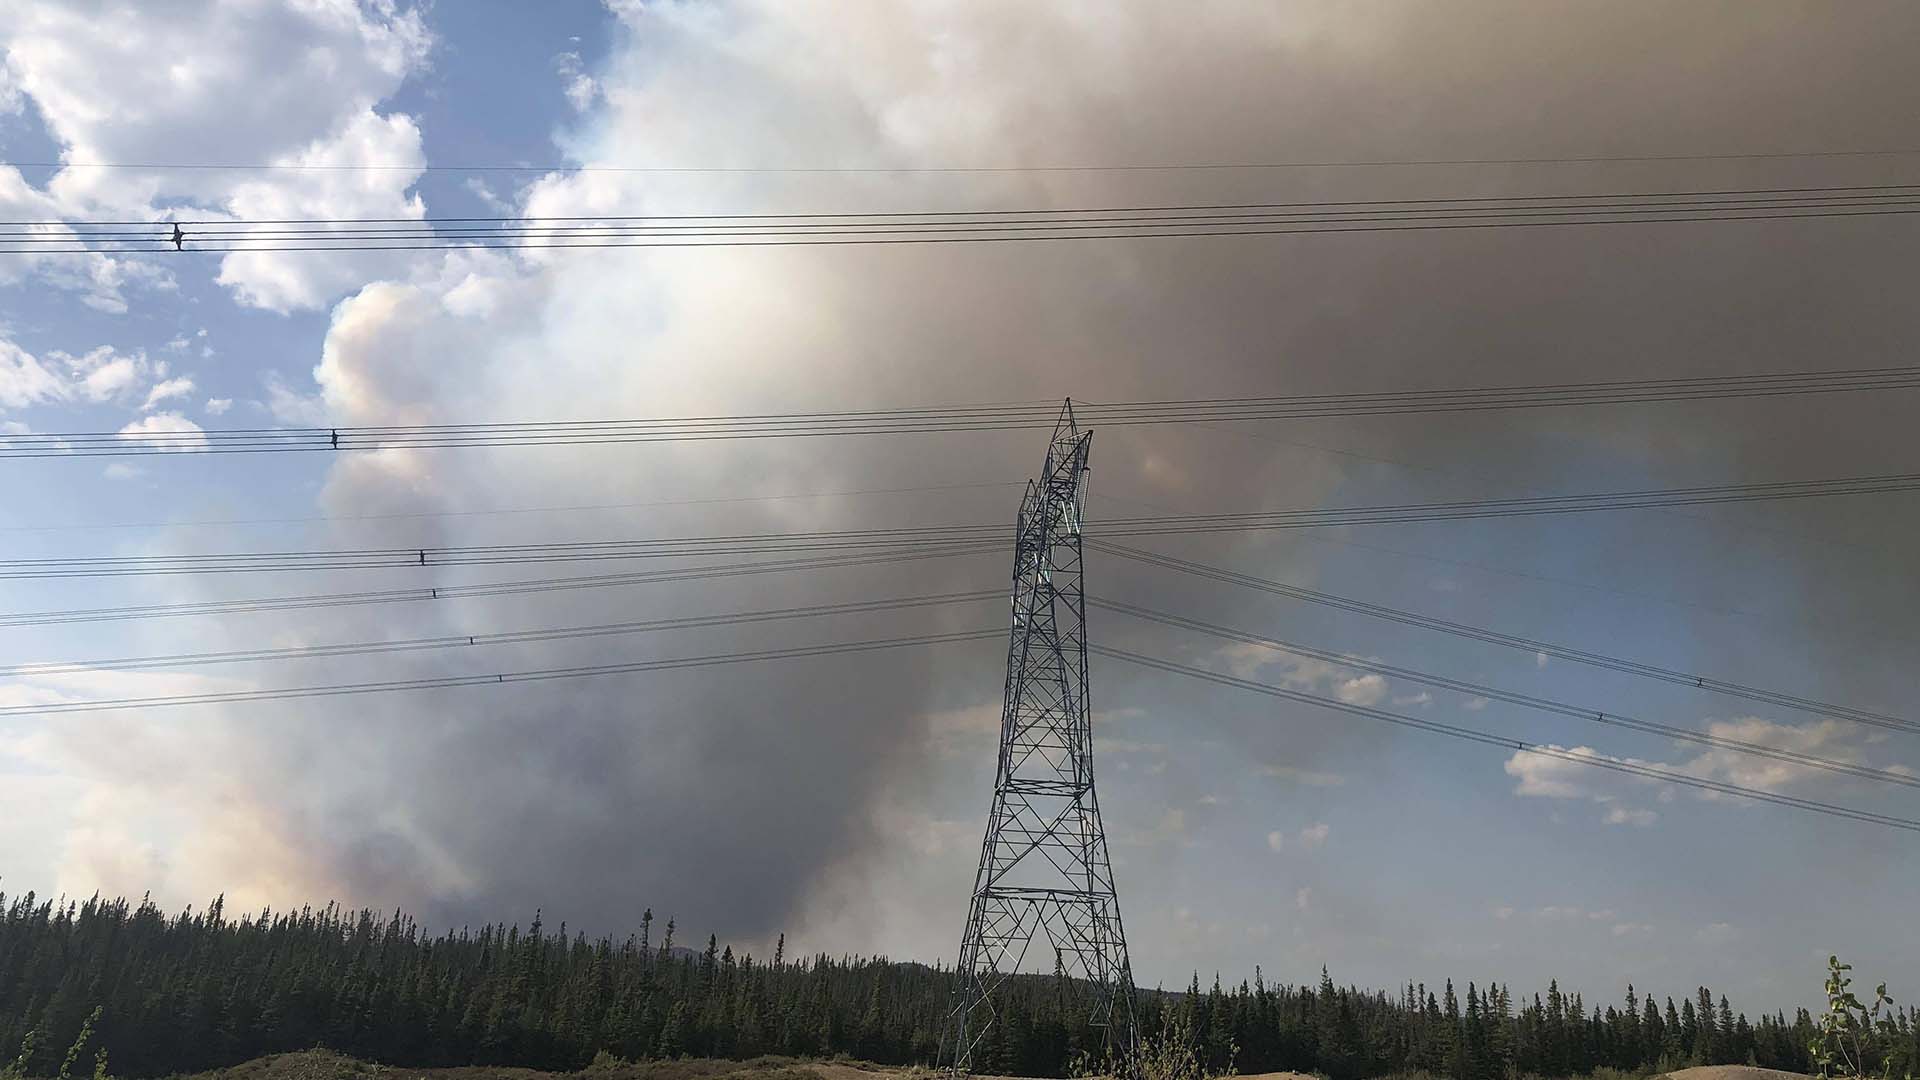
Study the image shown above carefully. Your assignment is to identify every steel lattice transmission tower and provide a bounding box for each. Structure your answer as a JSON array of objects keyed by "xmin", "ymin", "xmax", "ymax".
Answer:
[{"xmin": 943, "ymin": 401, "xmax": 1136, "ymax": 1074}]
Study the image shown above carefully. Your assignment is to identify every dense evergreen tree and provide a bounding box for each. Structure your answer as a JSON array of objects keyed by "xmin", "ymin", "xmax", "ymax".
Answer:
[{"xmin": 2, "ymin": 889, "xmax": 1902, "ymax": 1080}]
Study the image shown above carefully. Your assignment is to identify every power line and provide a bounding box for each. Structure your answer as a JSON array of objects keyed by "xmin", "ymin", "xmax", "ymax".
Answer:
[
  {"xmin": 0, "ymin": 545, "xmax": 999, "ymax": 629},
  {"xmin": 0, "ymin": 628, "xmax": 1004, "ymax": 719},
  {"xmin": 4, "ymin": 599, "xmax": 1907, "ymax": 835},
  {"xmin": 9, "ymin": 184, "xmax": 1920, "ymax": 254},
  {"xmin": 1091, "ymin": 597, "xmax": 1920, "ymax": 788},
  {"xmin": 7, "ymin": 469, "xmax": 1917, "ymax": 580},
  {"xmin": 12, "ymin": 182, "xmax": 1920, "ymax": 228},
  {"xmin": 0, "ymin": 479, "xmax": 1027, "ymax": 535},
  {"xmin": 0, "ymin": 588, "xmax": 1002, "ymax": 677},
  {"xmin": 9, "ymin": 366, "xmax": 1918, "ymax": 457},
  {"xmin": 1093, "ymin": 541, "xmax": 1917, "ymax": 736},
  {"xmin": 8, "ymin": 148, "xmax": 1920, "ymax": 173},
  {"xmin": 12, "ymin": 207, "xmax": 1919, "ymax": 254},
  {"xmin": 1093, "ymin": 645, "xmax": 1920, "ymax": 835},
  {"xmin": 12, "ymin": 580, "xmax": 1906, "ymax": 794}
]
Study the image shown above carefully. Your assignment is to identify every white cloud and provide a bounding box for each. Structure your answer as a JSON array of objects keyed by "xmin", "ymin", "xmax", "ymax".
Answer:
[
  {"xmin": 72, "ymin": 348, "xmax": 145, "ymax": 401},
  {"xmin": 1334, "ymin": 673, "xmax": 1387, "ymax": 706},
  {"xmin": 1393, "ymin": 691, "xmax": 1433, "ymax": 707},
  {"xmin": 0, "ymin": 0, "xmax": 433, "ymax": 311},
  {"xmin": 1505, "ymin": 745, "xmax": 1665, "ymax": 827},
  {"xmin": 1678, "ymin": 716, "xmax": 1910, "ymax": 795},
  {"xmin": 204, "ymin": 397, "xmax": 233, "ymax": 416},
  {"xmin": 1604, "ymin": 805, "xmax": 1658, "ymax": 827},
  {"xmin": 464, "ymin": 177, "xmax": 514, "ymax": 214},
  {"xmin": 0, "ymin": 339, "xmax": 66, "ymax": 409},
  {"xmin": 1535, "ymin": 651, "xmax": 1550, "ymax": 669},
  {"xmin": 1493, "ymin": 905, "xmax": 1515, "ymax": 920},
  {"xmin": 117, "ymin": 412, "xmax": 206, "ymax": 451},
  {"xmin": 1462, "ymin": 696, "xmax": 1490, "ymax": 711},
  {"xmin": 1295, "ymin": 822, "xmax": 1330, "ymax": 850},
  {"xmin": 214, "ymin": 111, "xmax": 430, "ymax": 312},
  {"xmin": 1612, "ymin": 922, "xmax": 1656, "ymax": 937},
  {"xmin": 142, "ymin": 375, "xmax": 194, "ymax": 409},
  {"xmin": 1266, "ymin": 830, "xmax": 1285, "ymax": 852},
  {"xmin": 555, "ymin": 51, "xmax": 600, "ymax": 111},
  {"xmin": 101, "ymin": 462, "xmax": 142, "ymax": 481},
  {"xmin": 1505, "ymin": 717, "xmax": 1907, "ymax": 830},
  {"xmin": 0, "ymin": 169, "xmax": 173, "ymax": 311},
  {"xmin": 0, "ymin": 339, "xmax": 196, "ymax": 421},
  {"xmin": 1506, "ymin": 746, "xmax": 1617, "ymax": 799}
]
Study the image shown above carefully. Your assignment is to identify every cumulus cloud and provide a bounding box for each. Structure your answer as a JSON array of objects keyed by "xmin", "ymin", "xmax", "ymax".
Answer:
[
  {"xmin": 142, "ymin": 376, "xmax": 195, "ymax": 409},
  {"xmin": 117, "ymin": 411, "xmax": 207, "ymax": 450},
  {"xmin": 1505, "ymin": 716, "xmax": 1903, "ymax": 828},
  {"xmin": 1678, "ymin": 716, "xmax": 1913, "ymax": 795},
  {"xmin": 0, "ymin": 0, "xmax": 433, "ymax": 311},
  {"xmin": 555, "ymin": 51, "xmax": 599, "ymax": 111},
  {"xmin": 0, "ymin": 339, "xmax": 199, "ymax": 421},
  {"xmin": 0, "ymin": 339, "xmax": 65, "ymax": 409},
  {"xmin": 1262, "ymin": 823, "xmax": 1329, "ymax": 859},
  {"xmin": 1505, "ymin": 745, "xmax": 1663, "ymax": 826},
  {"xmin": 1603, "ymin": 805, "xmax": 1659, "ymax": 827},
  {"xmin": 1334, "ymin": 674, "xmax": 1387, "ymax": 706}
]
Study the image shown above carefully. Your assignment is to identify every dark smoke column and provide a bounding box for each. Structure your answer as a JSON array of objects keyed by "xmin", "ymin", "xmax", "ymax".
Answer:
[{"xmin": 943, "ymin": 401, "xmax": 1137, "ymax": 1073}]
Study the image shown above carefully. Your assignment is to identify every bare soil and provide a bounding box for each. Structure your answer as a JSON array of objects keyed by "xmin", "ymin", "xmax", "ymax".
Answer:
[
  {"xmin": 165, "ymin": 1050, "xmax": 840, "ymax": 1080},
  {"xmin": 1656, "ymin": 1069, "xmax": 1809, "ymax": 1080}
]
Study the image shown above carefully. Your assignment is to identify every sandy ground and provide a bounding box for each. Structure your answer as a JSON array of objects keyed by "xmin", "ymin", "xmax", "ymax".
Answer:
[
  {"xmin": 1658, "ymin": 1068, "xmax": 1808, "ymax": 1080},
  {"xmin": 162, "ymin": 1051, "xmax": 1811, "ymax": 1080}
]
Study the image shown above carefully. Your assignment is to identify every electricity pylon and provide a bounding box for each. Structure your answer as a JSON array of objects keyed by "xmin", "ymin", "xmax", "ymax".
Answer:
[{"xmin": 943, "ymin": 400, "xmax": 1136, "ymax": 1074}]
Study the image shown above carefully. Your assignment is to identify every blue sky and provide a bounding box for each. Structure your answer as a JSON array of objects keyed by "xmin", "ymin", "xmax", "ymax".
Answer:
[{"xmin": 2, "ymin": 0, "xmax": 1918, "ymax": 1016}]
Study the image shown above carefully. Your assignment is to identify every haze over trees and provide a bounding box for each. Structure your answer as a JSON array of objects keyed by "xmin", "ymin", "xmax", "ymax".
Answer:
[{"xmin": 4, "ymin": 891, "xmax": 1915, "ymax": 1079}]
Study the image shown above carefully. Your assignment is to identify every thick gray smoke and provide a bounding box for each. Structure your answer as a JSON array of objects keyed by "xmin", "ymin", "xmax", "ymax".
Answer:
[{"xmin": 12, "ymin": 1, "xmax": 1919, "ymax": 996}]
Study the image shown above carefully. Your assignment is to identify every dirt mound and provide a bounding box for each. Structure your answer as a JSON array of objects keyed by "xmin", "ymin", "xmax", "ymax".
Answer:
[
  {"xmin": 1658, "ymin": 1067, "xmax": 1808, "ymax": 1080},
  {"xmin": 167, "ymin": 1050, "xmax": 832, "ymax": 1080}
]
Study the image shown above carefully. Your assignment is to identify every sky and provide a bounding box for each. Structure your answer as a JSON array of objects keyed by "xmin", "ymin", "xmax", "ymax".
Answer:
[{"xmin": 2, "ymin": 0, "xmax": 1918, "ymax": 1016}]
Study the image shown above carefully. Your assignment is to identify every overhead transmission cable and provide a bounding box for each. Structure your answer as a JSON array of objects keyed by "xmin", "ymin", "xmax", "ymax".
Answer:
[
  {"xmin": 0, "ymin": 619, "xmax": 1908, "ymax": 836},
  {"xmin": 0, "ymin": 480, "xmax": 1027, "ymax": 535},
  {"xmin": 6, "ymin": 468, "xmax": 1917, "ymax": 580},
  {"xmin": 1092, "ymin": 645, "xmax": 1920, "ymax": 835},
  {"xmin": 0, "ymin": 589, "xmax": 1003, "ymax": 677},
  {"xmin": 0, "ymin": 545, "xmax": 1000, "ymax": 629},
  {"xmin": 1092, "ymin": 541, "xmax": 1919, "ymax": 737},
  {"xmin": 1089, "ymin": 597, "xmax": 1920, "ymax": 788},
  {"xmin": 0, "ymin": 628, "xmax": 1005, "ymax": 718},
  {"xmin": 8, "ymin": 183, "xmax": 1920, "ymax": 255},
  {"xmin": 10, "ymin": 147, "xmax": 1920, "ymax": 172},
  {"xmin": 9, "ymin": 365, "xmax": 1916, "ymax": 458},
  {"xmin": 5, "ymin": 581, "xmax": 1908, "ymax": 794}
]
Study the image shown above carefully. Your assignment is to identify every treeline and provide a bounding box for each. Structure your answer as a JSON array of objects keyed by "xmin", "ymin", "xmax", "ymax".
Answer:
[{"xmin": 2, "ymin": 890, "xmax": 1915, "ymax": 1079}]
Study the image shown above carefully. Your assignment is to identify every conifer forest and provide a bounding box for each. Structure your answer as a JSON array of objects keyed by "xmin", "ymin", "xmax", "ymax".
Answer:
[{"xmin": 4, "ymin": 891, "xmax": 1916, "ymax": 1080}]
